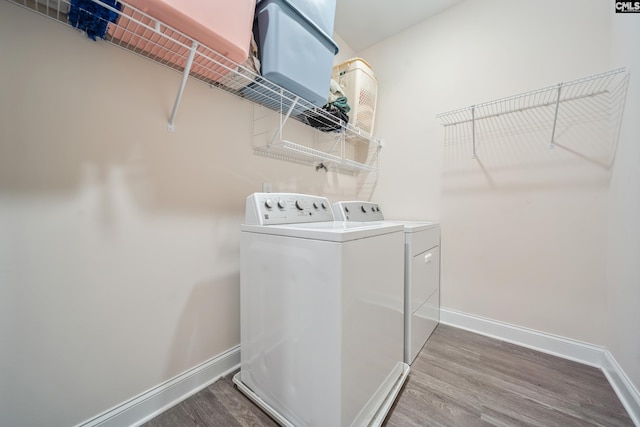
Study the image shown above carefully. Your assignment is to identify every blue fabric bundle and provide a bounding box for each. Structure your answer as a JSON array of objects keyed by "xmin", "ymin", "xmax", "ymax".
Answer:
[{"xmin": 68, "ymin": 0, "xmax": 122, "ymax": 41}]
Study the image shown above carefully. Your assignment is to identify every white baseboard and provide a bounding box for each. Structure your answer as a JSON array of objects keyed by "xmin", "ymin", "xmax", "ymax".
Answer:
[
  {"xmin": 73, "ymin": 312, "xmax": 640, "ymax": 427},
  {"xmin": 440, "ymin": 308, "xmax": 604, "ymax": 367},
  {"xmin": 602, "ymin": 349, "xmax": 640, "ymax": 426},
  {"xmin": 76, "ymin": 345, "xmax": 240, "ymax": 427},
  {"xmin": 440, "ymin": 307, "xmax": 640, "ymax": 426}
]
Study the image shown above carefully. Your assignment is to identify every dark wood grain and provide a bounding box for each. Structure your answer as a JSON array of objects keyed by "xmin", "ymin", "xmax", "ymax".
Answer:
[{"xmin": 143, "ymin": 325, "xmax": 633, "ymax": 426}]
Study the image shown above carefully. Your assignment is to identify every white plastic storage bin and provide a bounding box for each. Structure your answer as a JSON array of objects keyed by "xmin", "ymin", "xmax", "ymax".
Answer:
[
  {"xmin": 254, "ymin": 0, "xmax": 339, "ymax": 107},
  {"xmin": 332, "ymin": 58, "xmax": 378, "ymax": 135}
]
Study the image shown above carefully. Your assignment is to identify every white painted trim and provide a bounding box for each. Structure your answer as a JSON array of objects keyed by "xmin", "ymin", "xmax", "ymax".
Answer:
[
  {"xmin": 440, "ymin": 308, "xmax": 640, "ymax": 425},
  {"xmin": 76, "ymin": 345, "xmax": 241, "ymax": 427},
  {"xmin": 232, "ymin": 373, "xmax": 295, "ymax": 427},
  {"xmin": 72, "ymin": 313, "xmax": 640, "ymax": 427},
  {"xmin": 440, "ymin": 307, "xmax": 604, "ymax": 367},
  {"xmin": 602, "ymin": 349, "xmax": 640, "ymax": 427}
]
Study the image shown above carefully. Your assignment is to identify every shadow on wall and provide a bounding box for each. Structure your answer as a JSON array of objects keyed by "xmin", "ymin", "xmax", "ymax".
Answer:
[
  {"xmin": 165, "ymin": 272, "xmax": 240, "ymax": 378},
  {"xmin": 0, "ymin": 73, "xmax": 371, "ymax": 214},
  {"xmin": 0, "ymin": 70, "xmax": 262, "ymax": 215},
  {"xmin": 439, "ymin": 72, "xmax": 630, "ymax": 193}
]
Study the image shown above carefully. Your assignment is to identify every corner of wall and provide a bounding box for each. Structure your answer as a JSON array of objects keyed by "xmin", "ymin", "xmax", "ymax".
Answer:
[{"xmin": 602, "ymin": 349, "xmax": 640, "ymax": 426}]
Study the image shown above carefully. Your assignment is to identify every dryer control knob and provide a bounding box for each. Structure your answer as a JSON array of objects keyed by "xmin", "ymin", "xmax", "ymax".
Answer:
[
  {"xmin": 264, "ymin": 199, "xmax": 274, "ymax": 209},
  {"xmin": 371, "ymin": 206, "xmax": 376, "ymax": 212},
  {"xmin": 277, "ymin": 200, "xmax": 286, "ymax": 209},
  {"xmin": 361, "ymin": 205, "xmax": 367, "ymax": 213},
  {"xmin": 295, "ymin": 200, "xmax": 304, "ymax": 210},
  {"xmin": 321, "ymin": 202, "xmax": 327, "ymax": 209},
  {"xmin": 344, "ymin": 206, "xmax": 350, "ymax": 213},
  {"xmin": 313, "ymin": 202, "xmax": 319, "ymax": 209}
]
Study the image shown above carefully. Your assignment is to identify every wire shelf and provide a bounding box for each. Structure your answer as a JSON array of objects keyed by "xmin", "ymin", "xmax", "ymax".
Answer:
[
  {"xmin": 251, "ymin": 102, "xmax": 381, "ymax": 174},
  {"xmin": 436, "ymin": 68, "xmax": 630, "ymax": 158},
  {"xmin": 9, "ymin": 0, "xmax": 381, "ymax": 174}
]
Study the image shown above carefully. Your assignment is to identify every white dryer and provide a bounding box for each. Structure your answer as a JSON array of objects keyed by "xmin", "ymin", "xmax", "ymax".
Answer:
[
  {"xmin": 333, "ymin": 201, "xmax": 441, "ymax": 365},
  {"xmin": 234, "ymin": 193, "xmax": 409, "ymax": 427}
]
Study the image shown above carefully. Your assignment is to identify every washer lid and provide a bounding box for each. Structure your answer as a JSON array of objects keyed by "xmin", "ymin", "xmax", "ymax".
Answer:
[{"xmin": 241, "ymin": 221, "xmax": 403, "ymax": 242}]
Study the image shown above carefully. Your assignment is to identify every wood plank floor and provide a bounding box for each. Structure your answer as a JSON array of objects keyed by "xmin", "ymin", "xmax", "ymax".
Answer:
[{"xmin": 143, "ymin": 325, "xmax": 633, "ymax": 426}]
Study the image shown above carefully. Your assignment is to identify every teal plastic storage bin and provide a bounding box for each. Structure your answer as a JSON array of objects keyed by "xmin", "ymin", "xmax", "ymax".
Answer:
[{"xmin": 255, "ymin": 0, "xmax": 339, "ymax": 107}]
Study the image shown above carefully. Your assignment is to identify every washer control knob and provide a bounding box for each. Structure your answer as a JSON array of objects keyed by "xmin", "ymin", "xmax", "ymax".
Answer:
[
  {"xmin": 321, "ymin": 202, "xmax": 327, "ymax": 209},
  {"xmin": 344, "ymin": 206, "xmax": 350, "ymax": 213},
  {"xmin": 313, "ymin": 202, "xmax": 319, "ymax": 209},
  {"xmin": 371, "ymin": 206, "xmax": 376, "ymax": 212},
  {"xmin": 277, "ymin": 200, "xmax": 286, "ymax": 209},
  {"xmin": 361, "ymin": 205, "xmax": 367, "ymax": 213},
  {"xmin": 264, "ymin": 199, "xmax": 274, "ymax": 209},
  {"xmin": 295, "ymin": 200, "xmax": 304, "ymax": 210}
]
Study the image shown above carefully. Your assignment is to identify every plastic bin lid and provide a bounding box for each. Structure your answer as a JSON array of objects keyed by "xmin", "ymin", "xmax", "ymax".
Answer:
[
  {"xmin": 337, "ymin": 57, "xmax": 373, "ymax": 69},
  {"xmin": 256, "ymin": 0, "xmax": 339, "ymax": 54}
]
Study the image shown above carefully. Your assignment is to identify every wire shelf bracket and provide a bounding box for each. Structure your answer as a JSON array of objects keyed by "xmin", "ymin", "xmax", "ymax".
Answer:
[
  {"xmin": 268, "ymin": 94, "xmax": 301, "ymax": 147},
  {"xmin": 168, "ymin": 40, "xmax": 197, "ymax": 132},
  {"xmin": 252, "ymin": 102, "xmax": 381, "ymax": 175}
]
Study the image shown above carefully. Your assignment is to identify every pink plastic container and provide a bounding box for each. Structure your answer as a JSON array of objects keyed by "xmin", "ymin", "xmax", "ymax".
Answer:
[{"xmin": 108, "ymin": 0, "xmax": 256, "ymax": 82}]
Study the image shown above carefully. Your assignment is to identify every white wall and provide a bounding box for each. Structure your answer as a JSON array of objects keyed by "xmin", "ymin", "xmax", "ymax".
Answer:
[
  {"xmin": 333, "ymin": 33, "xmax": 357, "ymax": 65},
  {"xmin": 360, "ymin": 0, "xmax": 613, "ymax": 344},
  {"xmin": 0, "ymin": 2, "xmax": 362, "ymax": 426},
  {"xmin": 607, "ymin": 9, "xmax": 640, "ymax": 393}
]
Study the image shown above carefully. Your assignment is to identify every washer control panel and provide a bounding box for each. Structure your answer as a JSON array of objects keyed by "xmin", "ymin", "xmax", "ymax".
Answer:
[
  {"xmin": 245, "ymin": 193, "xmax": 334, "ymax": 225},
  {"xmin": 332, "ymin": 201, "xmax": 384, "ymax": 222}
]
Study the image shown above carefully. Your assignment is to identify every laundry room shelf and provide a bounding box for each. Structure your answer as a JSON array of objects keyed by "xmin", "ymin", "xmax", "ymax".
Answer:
[
  {"xmin": 251, "ymin": 98, "xmax": 381, "ymax": 174},
  {"xmin": 253, "ymin": 139, "xmax": 378, "ymax": 173},
  {"xmin": 9, "ymin": 0, "xmax": 381, "ymax": 174},
  {"xmin": 436, "ymin": 68, "xmax": 630, "ymax": 158}
]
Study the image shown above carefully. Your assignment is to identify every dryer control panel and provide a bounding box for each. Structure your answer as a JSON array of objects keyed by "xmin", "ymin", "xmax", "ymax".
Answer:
[
  {"xmin": 245, "ymin": 193, "xmax": 334, "ymax": 225},
  {"xmin": 332, "ymin": 201, "xmax": 385, "ymax": 222}
]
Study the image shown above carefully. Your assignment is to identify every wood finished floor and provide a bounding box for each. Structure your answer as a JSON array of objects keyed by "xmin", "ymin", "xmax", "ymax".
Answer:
[{"xmin": 143, "ymin": 325, "xmax": 633, "ymax": 427}]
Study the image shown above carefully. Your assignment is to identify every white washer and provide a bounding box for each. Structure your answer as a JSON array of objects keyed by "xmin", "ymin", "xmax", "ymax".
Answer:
[
  {"xmin": 234, "ymin": 193, "xmax": 409, "ymax": 427},
  {"xmin": 333, "ymin": 201, "xmax": 441, "ymax": 365}
]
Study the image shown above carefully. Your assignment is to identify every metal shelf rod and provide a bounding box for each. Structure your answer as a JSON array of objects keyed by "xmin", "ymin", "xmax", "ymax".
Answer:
[
  {"xmin": 168, "ymin": 41, "xmax": 198, "ymax": 132},
  {"xmin": 471, "ymin": 106, "xmax": 476, "ymax": 159},
  {"xmin": 549, "ymin": 83, "xmax": 563, "ymax": 148}
]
